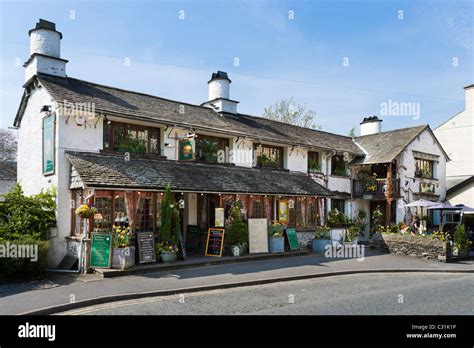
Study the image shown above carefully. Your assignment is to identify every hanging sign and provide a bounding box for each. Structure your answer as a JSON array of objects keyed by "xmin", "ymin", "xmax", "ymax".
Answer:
[
  {"xmin": 279, "ymin": 200, "xmax": 289, "ymax": 224},
  {"xmin": 285, "ymin": 228, "xmax": 300, "ymax": 251},
  {"xmin": 215, "ymin": 208, "xmax": 225, "ymax": 227},
  {"xmin": 248, "ymin": 218, "xmax": 268, "ymax": 253},
  {"xmin": 90, "ymin": 233, "xmax": 112, "ymax": 268},
  {"xmin": 205, "ymin": 228, "xmax": 225, "ymax": 257},
  {"xmin": 178, "ymin": 139, "xmax": 195, "ymax": 161},
  {"xmin": 42, "ymin": 114, "xmax": 55, "ymax": 175},
  {"xmin": 137, "ymin": 231, "xmax": 156, "ymax": 264}
]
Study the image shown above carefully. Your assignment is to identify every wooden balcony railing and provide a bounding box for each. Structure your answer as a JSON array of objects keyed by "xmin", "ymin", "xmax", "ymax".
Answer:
[{"xmin": 352, "ymin": 178, "xmax": 400, "ymax": 198}]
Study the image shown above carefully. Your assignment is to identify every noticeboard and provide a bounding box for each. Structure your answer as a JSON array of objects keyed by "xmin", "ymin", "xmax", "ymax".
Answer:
[
  {"xmin": 215, "ymin": 208, "xmax": 224, "ymax": 227},
  {"xmin": 285, "ymin": 228, "xmax": 300, "ymax": 251},
  {"xmin": 279, "ymin": 200, "xmax": 288, "ymax": 224},
  {"xmin": 137, "ymin": 231, "xmax": 156, "ymax": 264},
  {"xmin": 248, "ymin": 218, "xmax": 268, "ymax": 254},
  {"xmin": 205, "ymin": 228, "xmax": 225, "ymax": 257},
  {"xmin": 90, "ymin": 233, "xmax": 112, "ymax": 268}
]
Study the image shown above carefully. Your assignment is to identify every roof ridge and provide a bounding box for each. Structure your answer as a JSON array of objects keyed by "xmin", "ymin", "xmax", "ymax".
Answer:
[{"xmin": 356, "ymin": 124, "xmax": 427, "ymax": 138}]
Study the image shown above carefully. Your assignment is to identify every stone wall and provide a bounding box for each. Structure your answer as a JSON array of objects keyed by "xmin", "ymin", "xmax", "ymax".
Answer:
[
  {"xmin": 373, "ymin": 233, "xmax": 451, "ymax": 262},
  {"xmin": 297, "ymin": 231, "xmax": 314, "ymax": 249}
]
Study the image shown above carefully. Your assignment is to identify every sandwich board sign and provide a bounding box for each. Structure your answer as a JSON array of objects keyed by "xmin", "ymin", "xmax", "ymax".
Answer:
[
  {"xmin": 248, "ymin": 218, "xmax": 268, "ymax": 253},
  {"xmin": 90, "ymin": 233, "xmax": 112, "ymax": 268}
]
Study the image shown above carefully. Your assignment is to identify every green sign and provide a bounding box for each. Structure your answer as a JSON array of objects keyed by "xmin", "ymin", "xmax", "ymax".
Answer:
[
  {"xmin": 179, "ymin": 139, "xmax": 195, "ymax": 161},
  {"xmin": 285, "ymin": 228, "xmax": 300, "ymax": 251},
  {"xmin": 90, "ymin": 233, "xmax": 112, "ymax": 268},
  {"xmin": 42, "ymin": 115, "xmax": 55, "ymax": 175}
]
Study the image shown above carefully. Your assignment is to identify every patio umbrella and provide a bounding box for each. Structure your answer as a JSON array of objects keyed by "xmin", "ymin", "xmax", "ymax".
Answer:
[
  {"xmin": 454, "ymin": 204, "xmax": 474, "ymax": 213},
  {"xmin": 403, "ymin": 199, "xmax": 439, "ymax": 226},
  {"xmin": 427, "ymin": 203, "xmax": 459, "ymax": 232}
]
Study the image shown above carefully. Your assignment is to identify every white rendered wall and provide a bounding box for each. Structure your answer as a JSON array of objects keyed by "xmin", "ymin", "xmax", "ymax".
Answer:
[
  {"xmin": 208, "ymin": 79, "xmax": 230, "ymax": 100},
  {"xmin": 25, "ymin": 55, "xmax": 66, "ymax": 81},
  {"xmin": 30, "ymin": 29, "xmax": 61, "ymax": 57},
  {"xmin": 286, "ymin": 146, "xmax": 308, "ymax": 173},
  {"xmin": 360, "ymin": 121, "xmax": 382, "ymax": 136},
  {"xmin": 447, "ymin": 183, "xmax": 474, "ymax": 207}
]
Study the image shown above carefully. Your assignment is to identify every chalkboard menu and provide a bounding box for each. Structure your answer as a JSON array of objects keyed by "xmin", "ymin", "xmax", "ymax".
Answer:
[
  {"xmin": 186, "ymin": 225, "xmax": 200, "ymax": 253},
  {"xmin": 285, "ymin": 228, "xmax": 300, "ymax": 251},
  {"xmin": 205, "ymin": 228, "xmax": 225, "ymax": 257},
  {"xmin": 90, "ymin": 233, "xmax": 112, "ymax": 268},
  {"xmin": 177, "ymin": 232, "xmax": 186, "ymax": 261},
  {"xmin": 137, "ymin": 232, "xmax": 156, "ymax": 264}
]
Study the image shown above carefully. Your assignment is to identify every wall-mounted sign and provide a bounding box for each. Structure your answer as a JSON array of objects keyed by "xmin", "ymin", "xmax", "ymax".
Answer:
[
  {"xmin": 90, "ymin": 233, "xmax": 112, "ymax": 268},
  {"xmin": 42, "ymin": 114, "xmax": 55, "ymax": 175},
  {"xmin": 205, "ymin": 228, "xmax": 225, "ymax": 257},
  {"xmin": 248, "ymin": 218, "xmax": 268, "ymax": 254},
  {"xmin": 179, "ymin": 139, "xmax": 195, "ymax": 161},
  {"xmin": 279, "ymin": 200, "xmax": 289, "ymax": 224},
  {"xmin": 215, "ymin": 208, "xmax": 224, "ymax": 227},
  {"xmin": 137, "ymin": 232, "xmax": 156, "ymax": 264}
]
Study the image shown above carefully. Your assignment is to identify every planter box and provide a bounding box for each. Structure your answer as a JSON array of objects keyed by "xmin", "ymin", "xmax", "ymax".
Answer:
[
  {"xmin": 312, "ymin": 239, "xmax": 331, "ymax": 253},
  {"xmin": 269, "ymin": 237, "xmax": 285, "ymax": 253},
  {"xmin": 161, "ymin": 251, "xmax": 177, "ymax": 263},
  {"xmin": 112, "ymin": 246, "xmax": 135, "ymax": 269}
]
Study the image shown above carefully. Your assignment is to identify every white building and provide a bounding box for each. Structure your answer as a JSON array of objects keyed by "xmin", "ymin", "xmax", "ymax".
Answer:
[
  {"xmin": 13, "ymin": 19, "xmax": 450, "ymax": 267},
  {"xmin": 434, "ymin": 85, "xmax": 474, "ymax": 208}
]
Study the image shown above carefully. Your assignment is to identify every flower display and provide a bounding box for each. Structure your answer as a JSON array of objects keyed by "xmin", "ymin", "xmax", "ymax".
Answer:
[
  {"xmin": 76, "ymin": 203, "xmax": 97, "ymax": 219},
  {"xmin": 112, "ymin": 225, "xmax": 132, "ymax": 248}
]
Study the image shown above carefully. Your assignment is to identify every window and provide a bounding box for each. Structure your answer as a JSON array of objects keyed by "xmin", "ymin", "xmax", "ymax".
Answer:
[
  {"xmin": 307, "ymin": 197, "xmax": 317, "ymax": 227},
  {"xmin": 93, "ymin": 191, "xmax": 112, "ymax": 232},
  {"xmin": 445, "ymin": 213, "xmax": 460, "ymax": 223},
  {"xmin": 114, "ymin": 191, "xmax": 132, "ymax": 227},
  {"xmin": 254, "ymin": 144, "xmax": 284, "ymax": 169},
  {"xmin": 331, "ymin": 199, "xmax": 345, "ymax": 214},
  {"xmin": 136, "ymin": 192, "xmax": 154, "ymax": 232},
  {"xmin": 155, "ymin": 193, "xmax": 163, "ymax": 228},
  {"xmin": 104, "ymin": 121, "xmax": 161, "ymax": 156},
  {"xmin": 308, "ymin": 152, "xmax": 321, "ymax": 173},
  {"xmin": 195, "ymin": 134, "xmax": 229, "ymax": 162},
  {"xmin": 249, "ymin": 196, "xmax": 264, "ymax": 218},
  {"xmin": 71, "ymin": 190, "xmax": 85, "ymax": 236},
  {"xmin": 331, "ymin": 155, "xmax": 347, "ymax": 176},
  {"xmin": 295, "ymin": 197, "xmax": 306, "ymax": 227},
  {"xmin": 415, "ymin": 158, "xmax": 434, "ymax": 179}
]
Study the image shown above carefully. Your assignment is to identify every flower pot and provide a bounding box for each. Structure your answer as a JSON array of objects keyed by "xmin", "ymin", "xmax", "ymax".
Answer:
[
  {"xmin": 312, "ymin": 239, "xmax": 331, "ymax": 253},
  {"xmin": 112, "ymin": 246, "xmax": 135, "ymax": 269},
  {"xmin": 269, "ymin": 236, "xmax": 285, "ymax": 253},
  {"xmin": 230, "ymin": 245, "xmax": 245, "ymax": 256},
  {"xmin": 161, "ymin": 251, "xmax": 177, "ymax": 263}
]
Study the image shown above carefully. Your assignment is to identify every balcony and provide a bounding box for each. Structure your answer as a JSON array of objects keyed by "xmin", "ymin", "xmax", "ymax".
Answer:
[{"xmin": 352, "ymin": 178, "xmax": 400, "ymax": 198}]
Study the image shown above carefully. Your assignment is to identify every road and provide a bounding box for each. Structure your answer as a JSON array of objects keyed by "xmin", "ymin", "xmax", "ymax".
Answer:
[{"xmin": 61, "ymin": 272, "xmax": 474, "ymax": 315}]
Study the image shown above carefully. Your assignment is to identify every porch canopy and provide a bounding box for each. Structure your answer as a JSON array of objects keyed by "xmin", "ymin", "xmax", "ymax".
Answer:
[{"xmin": 66, "ymin": 151, "xmax": 333, "ymax": 197}]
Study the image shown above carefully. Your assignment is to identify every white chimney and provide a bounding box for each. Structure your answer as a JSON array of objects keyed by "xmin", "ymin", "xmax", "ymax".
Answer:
[
  {"xmin": 464, "ymin": 84, "xmax": 474, "ymax": 113},
  {"xmin": 24, "ymin": 19, "xmax": 67, "ymax": 82},
  {"xmin": 360, "ymin": 116, "xmax": 382, "ymax": 136},
  {"xmin": 201, "ymin": 71, "xmax": 239, "ymax": 114}
]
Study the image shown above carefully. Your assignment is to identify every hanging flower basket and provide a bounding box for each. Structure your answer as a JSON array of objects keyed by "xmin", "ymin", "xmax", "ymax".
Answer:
[{"xmin": 76, "ymin": 204, "xmax": 97, "ymax": 219}]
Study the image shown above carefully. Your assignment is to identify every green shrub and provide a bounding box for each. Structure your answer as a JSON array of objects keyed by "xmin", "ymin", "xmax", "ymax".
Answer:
[
  {"xmin": 0, "ymin": 236, "xmax": 50, "ymax": 278},
  {"xmin": 327, "ymin": 209, "xmax": 346, "ymax": 228},
  {"xmin": 0, "ymin": 184, "xmax": 56, "ymax": 241},
  {"xmin": 225, "ymin": 202, "xmax": 248, "ymax": 246},
  {"xmin": 454, "ymin": 224, "xmax": 469, "ymax": 254}
]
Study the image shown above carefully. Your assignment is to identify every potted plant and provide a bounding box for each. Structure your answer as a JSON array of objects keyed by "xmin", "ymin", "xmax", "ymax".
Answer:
[
  {"xmin": 312, "ymin": 225, "xmax": 331, "ymax": 253},
  {"xmin": 111, "ymin": 225, "xmax": 135, "ymax": 269},
  {"xmin": 308, "ymin": 159, "xmax": 321, "ymax": 173},
  {"xmin": 268, "ymin": 221, "xmax": 285, "ymax": 253},
  {"xmin": 155, "ymin": 184, "xmax": 180, "ymax": 263},
  {"xmin": 346, "ymin": 224, "xmax": 361, "ymax": 245},
  {"xmin": 225, "ymin": 202, "xmax": 249, "ymax": 256},
  {"xmin": 200, "ymin": 139, "xmax": 219, "ymax": 162},
  {"xmin": 328, "ymin": 208, "xmax": 346, "ymax": 243},
  {"xmin": 453, "ymin": 224, "xmax": 469, "ymax": 257}
]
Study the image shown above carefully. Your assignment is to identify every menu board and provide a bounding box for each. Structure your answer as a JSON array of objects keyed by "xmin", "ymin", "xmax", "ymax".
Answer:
[
  {"xmin": 186, "ymin": 225, "xmax": 200, "ymax": 253},
  {"xmin": 137, "ymin": 232, "xmax": 156, "ymax": 264},
  {"xmin": 205, "ymin": 228, "xmax": 225, "ymax": 257},
  {"xmin": 90, "ymin": 233, "xmax": 112, "ymax": 268},
  {"xmin": 177, "ymin": 232, "xmax": 186, "ymax": 261},
  {"xmin": 248, "ymin": 218, "xmax": 268, "ymax": 254},
  {"xmin": 285, "ymin": 228, "xmax": 300, "ymax": 251}
]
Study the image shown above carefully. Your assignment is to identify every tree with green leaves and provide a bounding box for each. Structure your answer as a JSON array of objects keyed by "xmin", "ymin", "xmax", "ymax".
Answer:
[
  {"xmin": 262, "ymin": 97, "xmax": 320, "ymax": 130},
  {"xmin": 348, "ymin": 127, "xmax": 356, "ymax": 138}
]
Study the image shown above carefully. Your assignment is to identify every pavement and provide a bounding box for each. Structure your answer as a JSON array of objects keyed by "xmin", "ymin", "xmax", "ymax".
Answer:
[{"xmin": 0, "ymin": 249, "xmax": 473, "ymax": 315}]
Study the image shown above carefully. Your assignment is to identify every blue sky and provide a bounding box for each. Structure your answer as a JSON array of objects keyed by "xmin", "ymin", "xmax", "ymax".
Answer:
[{"xmin": 0, "ymin": 0, "xmax": 472, "ymax": 135}]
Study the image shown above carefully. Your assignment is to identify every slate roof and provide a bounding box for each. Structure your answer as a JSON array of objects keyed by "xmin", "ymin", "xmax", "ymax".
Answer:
[
  {"xmin": 65, "ymin": 151, "xmax": 333, "ymax": 196},
  {"xmin": 350, "ymin": 125, "xmax": 429, "ymax": 165},
  {"xmin": 447, "ymin": 175, "xmax": 474, "ymax": 195},
  {"xmin": 15, "ymin": 74, "xmax": 363, "ymax": 155}
]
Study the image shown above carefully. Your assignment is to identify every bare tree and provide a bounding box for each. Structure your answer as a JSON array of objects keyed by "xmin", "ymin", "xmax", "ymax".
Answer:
[
  {"xmin": 0, "ymin": 129, "xmax": 17, "ymax": 162},
  {"xmin": 348, "ymin": 127, "xmax": 356, "ymax": 138},
  {"xmin": 262, "ymin": 97, "xmax": 320, "ymax": 130}
]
